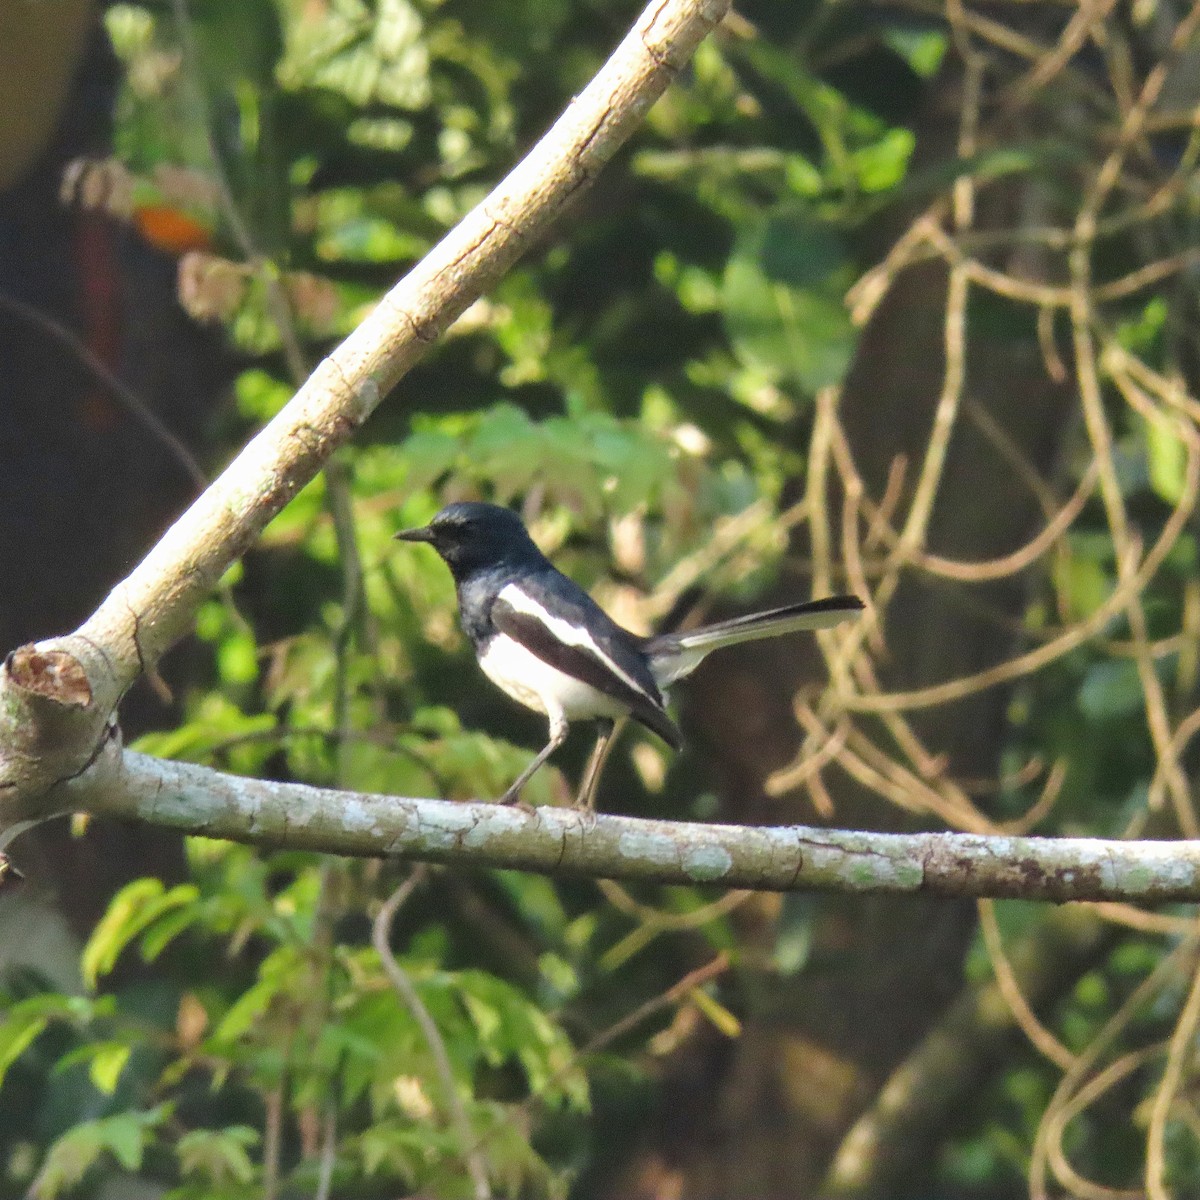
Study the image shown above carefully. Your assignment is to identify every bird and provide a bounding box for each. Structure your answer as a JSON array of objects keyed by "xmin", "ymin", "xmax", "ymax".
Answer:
[{"xmin": 395, "ymin": 501, "xmax": 863, "ymax": 810}]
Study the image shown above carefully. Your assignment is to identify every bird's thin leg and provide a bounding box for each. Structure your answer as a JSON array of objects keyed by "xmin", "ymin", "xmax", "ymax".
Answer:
[
  {"xmin": 575, "ymin": 717, "xmax": 625, "ymax": 812},
  {"xmin": 497, "ymin": 715, "xmax": 569, "ymax": 806}
]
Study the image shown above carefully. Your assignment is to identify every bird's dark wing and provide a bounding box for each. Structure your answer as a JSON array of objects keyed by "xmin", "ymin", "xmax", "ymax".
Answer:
[{"xmin": 490, "ymin": 578, "xmax": 682, "ymax": 749}]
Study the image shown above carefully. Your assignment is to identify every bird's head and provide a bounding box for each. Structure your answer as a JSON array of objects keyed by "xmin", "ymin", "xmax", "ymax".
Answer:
[{"xmin": 394, "ymin": 502, "xmax": 542, "ymax": 577}]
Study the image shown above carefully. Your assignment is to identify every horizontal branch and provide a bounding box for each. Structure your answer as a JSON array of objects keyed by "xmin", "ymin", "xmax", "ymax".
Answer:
[{"xmin": 79, "ymin": 751, "xmax": 1200, "ymax": 901}]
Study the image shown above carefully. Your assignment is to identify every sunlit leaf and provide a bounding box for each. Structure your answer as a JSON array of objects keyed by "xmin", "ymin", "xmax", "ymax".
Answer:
[
  {"xmin": 1144, "ymin": 412, "xmax": 1188, "ymax": 505},
  {"xmin": 82, "ymin": 880, "xmax": 201, "ymax": 990},
  {"xmin": 0, "ymin": 1011, "xmax": 49, "ymax": 1090},
  {"xmin": 88, "ymin": 1042, "xmax": 132, "ymax": 1096},
  {"xmin": 689, "ymin": 986, "xmax": 741, "ymax": 1038},
  {"xmin": 34, "ymin": 1107, "xmax": 169, "ymax": 1199}
]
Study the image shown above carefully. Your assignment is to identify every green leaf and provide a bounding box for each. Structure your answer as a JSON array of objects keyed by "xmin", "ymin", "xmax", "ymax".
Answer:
[
  {"xmin": 176, "ymin": 1126, "xmax": 259, "ymax": 1185},
  {"xmin": 34, "ymin": 1108, "xmax": 169, "ymax": 1199},
  {"xmin": 1054, "ymin": 551, "xmax": 1111, "ymax": 620},
  {"xmin": 723, "ymin": 210, "xmax": 857, "ymax": 393},
  {"xmin": 1078, "ymin": 660, "xmax": 1144, "ymax": 721},
  {"xmin": 1115, "ymin": 295, "xmax": 1167, "ymax": 354},
  {"xmin": 140, "ymin": 905, "xmax": 204, "ymax": 962},
  {"xmin": 132, "ymin": 695, "xmax": 276, "ymax": 766},
  {"xmin": 55, "ymin": 1040, "xmax": 133, "ymax": 1095},
  {"xmin": 89, "ymin": 1042, "xmax": 132, "ymax": 1096},
  {"xmin": 279, "ymin": 0, "xmax": 430, "ymax": 108},
  {"xmin": 1145, "ymin": 412, "xmax": 1187, "ymax": 505},
  {"xmin": 235, "ymin": 369, "xmax": 292, "ymax": 421},
  {"xmin": 851, "ymin": 127, "xmax": 915, "ymax": 193},
  {"xmin": 217, "ymin": 628, "xmax": 260, "ymax": 686},
  {"xmin": 34, "ymin": 1124, "xmax": 107, "ymax": 1199},
  {"xmin": 467, "ymin": 404, "xmax": 541, "ymax": 498},
  {"xmin": 82, "ymin": 880, "xmax": 201, "ymax": 989},
  {"xmin": 0, "ymin": 1011, "xmax": 48, "ymax": 1089},
  {"xmin": 395, "ymin": 427, "xmax": 461, "ymax": 493},
  {"xmin": 356, "ymin": 1120, "xmax": 426, "ymax": 1179},
  {"xmin": 882, "ymin": 27, "xmax": 948, "ymax": 78},
  {"xmin": 211, "ymin": 946, "xmax": 302, "ymax": 1044},
  {"xmin": 454, "ymin": 971, "xmax": 587, "ymax": 1108}
]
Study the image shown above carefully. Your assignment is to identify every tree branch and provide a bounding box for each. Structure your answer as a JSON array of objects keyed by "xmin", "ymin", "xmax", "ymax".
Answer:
[
  {"xmin": 0, "ymin": 0, "xmax": 731, "ymax": 828},
  {"xmin": 54, "ymin": 750, "xmax": 1200, "ymax": 902},
  {"xmin": 820, "ymin": 906, "xmax": 1115, "ymax": 1198},
  {"xmin": 373, "ymin": 868, "xmax": 493, "ymax": 1200},
  {"xmin": 71, "ymin": 0, "xmax": 729, "ymax": 711},
  {"xmin": 3, "ymin": 0, "xmax": 1195, "ymax": 916}
]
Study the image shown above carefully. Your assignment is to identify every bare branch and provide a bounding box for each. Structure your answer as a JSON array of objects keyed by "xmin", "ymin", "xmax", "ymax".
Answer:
[
  {"xmin": 373, "ymin": 868, "xmax": 493, "ymax": 1200},
  {"xmin": 823, "ymin": 906, "xmax": 1116, "ymax": 1198},
  {"xmin": 67, "ymin": 0, "xmax": 731, "ymax": 717},
  {"xmin": 0, "ymin": 289, "xmax": 207, "ymax": 490},
  {"xmin": 64, "ymin": 750, "xmax": 1200, "ymax": 903},
  {"xmin": 0, "ymin": 0, "xmax": 731, "ymax": 832}
]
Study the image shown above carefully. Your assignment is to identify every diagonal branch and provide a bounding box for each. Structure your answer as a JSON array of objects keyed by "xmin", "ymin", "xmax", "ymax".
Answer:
[
  {"xmin": 62, "ymin": 0, "xmax": 731, "ymax": 717},
  {"xmin": 0, "ymin": 0, "xmax": 731, "ymax": 828},
  {"xmin": 821, "ymin": 905, "xmax": 1116, "ymax": 1198}
]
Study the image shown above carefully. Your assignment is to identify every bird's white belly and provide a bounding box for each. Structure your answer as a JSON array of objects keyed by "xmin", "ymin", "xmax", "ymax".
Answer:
[{"xmin": 478, "ymin": 633, "xmax": 624, "ymax": 721}]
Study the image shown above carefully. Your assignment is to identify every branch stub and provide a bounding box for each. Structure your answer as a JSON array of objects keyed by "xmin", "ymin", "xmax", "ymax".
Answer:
[{"xmin": 5, "ymin": 646, "xmax": 93, "ymax": 709}]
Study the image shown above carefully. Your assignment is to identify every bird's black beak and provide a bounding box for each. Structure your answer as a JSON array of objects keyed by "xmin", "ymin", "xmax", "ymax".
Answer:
[{"xmin": 394, "ymin": 525, "xmax": 435, "ymax": 544}]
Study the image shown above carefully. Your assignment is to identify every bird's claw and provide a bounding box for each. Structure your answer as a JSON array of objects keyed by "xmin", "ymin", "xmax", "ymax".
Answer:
[{"xmin": 496, "ymin": 787, "xmax": 537, "ymax": 817}]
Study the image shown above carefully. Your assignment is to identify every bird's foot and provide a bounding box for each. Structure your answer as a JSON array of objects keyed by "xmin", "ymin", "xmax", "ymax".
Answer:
[
  {"xmin": 569, "ymin": 793, "xmax": 601, "ymax": 827},
  {"xmin": 496, "ymin": 786, "xmax": 537, "ymax": 816}
]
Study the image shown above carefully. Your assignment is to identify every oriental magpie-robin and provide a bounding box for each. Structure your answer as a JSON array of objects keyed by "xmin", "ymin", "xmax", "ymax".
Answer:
[{"xmin": 396, "ymin": 502, "xmax": 863, "ymax": 809}]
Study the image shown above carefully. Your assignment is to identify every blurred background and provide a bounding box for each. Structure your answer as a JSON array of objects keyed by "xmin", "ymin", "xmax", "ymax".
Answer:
[{"xmin": 2, "ymin": 0, "xmax": 1200, "ymax": 1196}]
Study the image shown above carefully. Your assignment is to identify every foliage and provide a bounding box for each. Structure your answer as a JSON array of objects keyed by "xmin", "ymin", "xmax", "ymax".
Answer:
[{"xmin": 3, "ymin": 0, "xmax": 1200, "ymax": 1197}]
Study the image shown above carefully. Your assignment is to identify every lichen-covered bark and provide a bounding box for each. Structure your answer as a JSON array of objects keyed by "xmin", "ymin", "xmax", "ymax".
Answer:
[
  {"xmin": 65, "ymin": 751, "xmax": 1200, "ymax": 903},
  {"xmin": 0, "ymin": 0, "xmax": 732, "ymax": 842}
]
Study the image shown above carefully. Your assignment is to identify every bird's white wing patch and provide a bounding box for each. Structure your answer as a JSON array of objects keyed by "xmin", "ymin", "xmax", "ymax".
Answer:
[{"xmin": 496, "ymin": 582, "xmax": 661, "ymax": 708}]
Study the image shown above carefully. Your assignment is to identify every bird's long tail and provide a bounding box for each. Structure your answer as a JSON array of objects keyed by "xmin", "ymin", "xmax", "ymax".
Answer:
[{"xmin": 645, "ymin": 596, "xmax": 863, "ymax": 686}]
